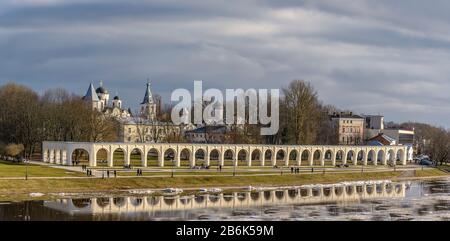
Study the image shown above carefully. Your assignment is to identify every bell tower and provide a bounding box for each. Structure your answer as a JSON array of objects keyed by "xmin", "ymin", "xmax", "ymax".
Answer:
[{"xmin": 140, "ymin": 79, "xmax": 157, "ymax": 121}]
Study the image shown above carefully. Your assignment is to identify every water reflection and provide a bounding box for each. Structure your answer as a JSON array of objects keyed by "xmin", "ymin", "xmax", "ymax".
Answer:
[
  {"xmin": 0, "ymin": 179, "xmax": 448, "ymax": 221},
  {"xmin": 44, "ymin": 181, "xmax": 405, "ymax": 215}
]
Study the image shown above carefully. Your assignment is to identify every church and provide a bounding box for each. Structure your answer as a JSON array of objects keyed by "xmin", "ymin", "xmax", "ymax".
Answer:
[
  {"xmin": 82, "ymin": 81, "xmax": 131, "ymax": 119},
  {"xmin": 82, "ymin": 81, "xmax": 187, "ymax": 143}
]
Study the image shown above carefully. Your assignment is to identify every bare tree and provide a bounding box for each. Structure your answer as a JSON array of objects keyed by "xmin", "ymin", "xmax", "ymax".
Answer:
[
  {"xmin": 281, "ymin": 80, "xmax": 322, "ymax": 145},
  {"xmin": 0, "ymin": 82, "xmax": 120, "ymax": 159}
]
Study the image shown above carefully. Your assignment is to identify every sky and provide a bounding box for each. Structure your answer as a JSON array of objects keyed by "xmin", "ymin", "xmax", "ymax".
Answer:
[{"xmin": 1, "ymin": 0, "xmax": 450, "ymax": 127}]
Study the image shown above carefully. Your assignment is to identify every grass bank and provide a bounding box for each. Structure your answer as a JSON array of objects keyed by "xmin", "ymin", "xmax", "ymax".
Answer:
[
  {"xmin": 0, "ymin": 161, "xmax": 83, "ymax": 178},
  {"xmin": 0, "ymin": 169, "xmax": 447, "ymax": 201}
]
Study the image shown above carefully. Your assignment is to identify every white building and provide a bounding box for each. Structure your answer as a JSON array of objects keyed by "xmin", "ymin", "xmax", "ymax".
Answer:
[
  {"xmin": 364, "ymin": 115, "xmax": 384, "ymax": 130},
  {"xmin": 82, "ymin": 81, "xmax": 131, "ymax": 118},
  {"xmin": 330, "ymin": 112, "xmax": 365, "ymax": 145},
  {"xmin": 362, "ymin": 115, "xmax": 414, "ymax": 162}
]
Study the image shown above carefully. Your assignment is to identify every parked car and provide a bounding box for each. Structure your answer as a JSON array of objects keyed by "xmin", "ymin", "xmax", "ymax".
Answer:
[{"xmin": 419, "ymin": 159, "xmax": 433, "ymax": 166}]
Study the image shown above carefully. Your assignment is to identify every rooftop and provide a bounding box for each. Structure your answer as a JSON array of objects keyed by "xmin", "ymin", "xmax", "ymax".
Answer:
[{"xmin": 330, "ymin": 112, "xmax": 363, "ymax": 119}]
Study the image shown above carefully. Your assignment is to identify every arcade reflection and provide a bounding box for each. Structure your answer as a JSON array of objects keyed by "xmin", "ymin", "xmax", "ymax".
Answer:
[{"xmin": 44, "ymin": 181, "xmax": 406, "ymax": 216}]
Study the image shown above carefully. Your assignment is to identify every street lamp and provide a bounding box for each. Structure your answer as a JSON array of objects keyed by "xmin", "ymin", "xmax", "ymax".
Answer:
[
  {"xmin": 171, "ymin": 159, "xmax": 175, "ymax": 178},
  {"xmin": 24, "ymin": 150, "xmax": 28, "ymax": 181},
  {"xmin": 25, "ymin": 160, "xmax": 28, "ymax": 180},
  {"xmin": 233, "ymin": 159, "xmax": 236, "ymax": 177}
]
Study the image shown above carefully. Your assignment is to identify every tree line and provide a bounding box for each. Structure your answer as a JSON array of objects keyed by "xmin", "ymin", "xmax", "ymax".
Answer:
[
  {"xmin": 1, "ymin": 80, "xmax": 449, "ymax": 165},
  {"xmin": 0, "ymin": 83, "xmax": 118, "ymax": 159}
]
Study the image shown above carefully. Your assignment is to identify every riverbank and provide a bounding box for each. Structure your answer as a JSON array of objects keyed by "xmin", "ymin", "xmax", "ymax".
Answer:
[{"xmin": 0, "ymin": 168, "xmax": 447, "ymax": 202}]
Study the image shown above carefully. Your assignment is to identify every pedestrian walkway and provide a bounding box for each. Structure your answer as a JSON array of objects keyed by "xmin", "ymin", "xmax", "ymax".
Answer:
[{"xmin": 29, "ymin": 161, "xmax": 102, "ymax": 177}]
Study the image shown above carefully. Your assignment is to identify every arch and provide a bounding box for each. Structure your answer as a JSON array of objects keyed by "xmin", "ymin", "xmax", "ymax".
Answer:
[
  {"xmin": 357, "ymin": 150, "xmax": 365, "ymax": 165},
  {"xmin": 385, "ymin": 183, "xmax": 393, "ymax": 194},
  {"xmin": 130, "ymin": 197, "xmax": 143, "ymax": 207},
  {"xmin": 264, "ymin": 149, "xmax": 273, "ymax": 166},
  {"xmin": 323, "ymin": 187, "xmax": 332, "ymax": 197},
  {"xmin": 180, "ymin": 197, "xmax": 191, "ymax": 205},
  {"xmin": 388, "ymin": 149, "xmax": 396, "ymax": 165},
  {"xmin": 288, "ymin": 150, "xmax": 299, "ymax": 166},
  {"xmin": 223, "ymin": 149, "xmax": 234, "ymax": 166},
  {"xmin": 313, "ymin": 149, "xmax": 322, "ymax": 166},
  {"xmin": 195, "ymin": 195, "xmax": 206, "ymax": 204},
  {"xmin": 223, "ymin": 194, "xmax": 234, "ymax": 202},
  {"xmin": 324, "ymin": 150, "xmax": 333, "ymax": 166},
  {"xmin": 377, "ymin": 150, "xmax": 386, "ymax": 165},
  {"xmin": 179, "ymin": 148, "xmax": 191, "ymax": 167},
  {"xmin": 288, "ymin": 189, "xmax": 298, "ymax": 199},
  {"xmin": 147, "ymin": 148, "xmax": 160, "ymax": 167},
  {"xmin": 334, "ymin": 186, "xmax": 344, "ymax": 196},
  {"xmin": 164, "ymin": 197, "xmax": 176, "ymax": 206},
  {"xmin": 346, "ymin": 150, "xmax": 356, "ymax": 165},
  {"xmin": 275, "ymin": 191, "xmax": 284, "ymax": 200},
  {"xmin": 366, "ymin": 185, "xmax": 374, "ymax": 195},
  {"xmin": 275, "ymin": 149, "xmax": 286, "ymax": 166},
  {"xmin": 263, "ymin": 191, "xmax": 272, "ymax": 201},
  {"xmin": 43, "ymin": 149, "xmax": 49, "ymax": 163},
  {"xmin": 335, "ymin": 150, "xmax": 344, "ymax": 166},
  {"xmin": 300, "ymin": 150, "xmax": 310, "ymax": 166},
  {"xmin": 356, "ymin": 185, "xmax": 364, "ymax": 194},
  {"xmin": 71, "ymin": 148, "xmax": 90, "ymax": 166},
  {"xmin": 147, "ymin": 196, "xmax": 160, "ymax": 206},
  {"xmin": 237, "ymin": 193, "xmax": 247, "ymax": 202},
  {"xmin": 345, "ymin": 186, "xmax": 354, "ymax": 195},
  {"xmin": 130, "ymin": 148, "xmax": 143, "ymax": 167},
  {"xmin": 396, "ymin": 149, "xmax": 405, "ymax": 165},
  {"xmin": 250, "ymin": 192, "xmax": 260, "ymax": 201},
  {"xmin": 164, "ymin": 148, "xmax": 176, "ymax": 167},
  {"xmin": 312, "ymin": 188, "xmax": 320, "ymax": 197},
  {"xmin": 367, "ymin": 150, "xmax": 376, "ymax": 165},
  {"xmin": 95, "ymin": 148, "xmax": 109, "ymax": 167},
  {"xmin": 112, "ymin": 148, "xmax": 127, "ymax": 167},
  {"xmin": 300, "ymin": 188, "xmax": 308, "ymax": 197},
  {"xmin": 96, "ymin": 197, "xmax": 110, "ymax": 208},
  {"xmin": 209, "ymin": 194, "xmax": 220, "ymax": 203},
  {"xmin": 113, "ymin": 197, "xmax": 126, "ymax": 207},
  {"xmin": 194, "ymin": 148, "xmax": 206, "ymax": 167},
  {"xmin": 209, "ymin": 149, "xmax": 220, "ymax": 167},
  {"xmin": 251, "ymin": 149, "xmax": 262, "ymax": 166},
  {"xmin": 376, "ymin": 184, "xmax": 383, "ymax": 194},
  {"xmin": 72, "ymin": 198, "xmax": 91, "ymax": 209},
  {"xmin": 237, "ymin": 149, "xmax": 248, "ymax": 166}
]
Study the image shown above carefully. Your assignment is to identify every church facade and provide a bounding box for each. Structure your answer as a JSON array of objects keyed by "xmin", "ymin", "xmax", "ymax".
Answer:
[{"xmin": 82, "ymin": 81, "xmax": 131, "ymax": 119}]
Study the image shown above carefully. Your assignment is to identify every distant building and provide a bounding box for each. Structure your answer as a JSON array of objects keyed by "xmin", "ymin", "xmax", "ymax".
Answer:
[
  {"xmin": 184, "ymin": 125, "xmax": 228, "ymax": 143},
  {"xmin": 330, "ymin": 112, "xmax": 364, "ymax": 145},
  {"xmin": 362, "ymin": 114, "xmax": 415, "ymax": 146},
  {"xmin": 82, "ymin": 81, "xmax": 131, "ymax": 118},
  {"xmin": 362, "ymin": 114, "xmax": 414, "ymax": 161},
  {"xmin": 364, "ymin": 115, "xmax": 384, "ymax": 130},
  {"xmin": 367, "ymin": 133, "xmax": 397, "ymax": 146},
  {"xmin": 82, "ymin": 80, "xmax": 191, "ymax": 143},
  {"xmin": 119, "ymin": 119, "xmax": 184, "ymax": 143},
  {"xmin": 139, "ymin": 82, "xmax": 157, "ymax": 121},
  {"xmin": 365, "ymin": 128, "xmax": 414, "ymax": 146}
]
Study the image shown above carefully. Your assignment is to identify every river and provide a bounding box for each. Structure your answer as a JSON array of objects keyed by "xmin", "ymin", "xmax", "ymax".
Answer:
[{"xmin": 0, "ymin": 178, "xmax": 449, "ymax": 221}]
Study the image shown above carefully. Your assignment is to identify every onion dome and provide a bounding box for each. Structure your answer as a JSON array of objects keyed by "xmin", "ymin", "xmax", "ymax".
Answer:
[{"xmin": 95, "ymin": 80, "xmax": 108, "ymax": 94}]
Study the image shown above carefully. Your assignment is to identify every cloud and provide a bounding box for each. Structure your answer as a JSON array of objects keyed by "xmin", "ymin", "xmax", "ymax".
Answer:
[{"xmin": 0, "ymin": 0, "xmax": 450, "ymax": 126}]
